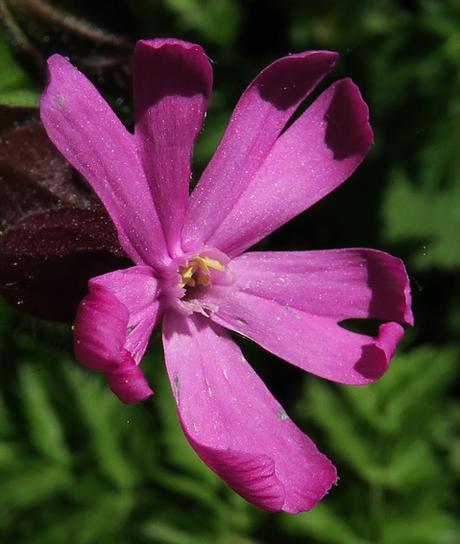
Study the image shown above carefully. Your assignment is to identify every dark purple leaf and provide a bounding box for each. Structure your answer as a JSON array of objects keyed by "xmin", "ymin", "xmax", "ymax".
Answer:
[
  {"xmin": 0, "ymin": 106, "xmax": 93, "ymax": 230},
  {"xmin": 0, "ymin": 208, "xmax": 130, "ymax": 321},
  {"xmin": 0, "ymin": 106, "xmax": 129, "ymax": 322}
]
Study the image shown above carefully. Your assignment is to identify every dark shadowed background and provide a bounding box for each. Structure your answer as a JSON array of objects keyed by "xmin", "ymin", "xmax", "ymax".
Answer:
[{"xmin": 0, "ymin": 0, "xmax": 459, "ymax": 542}]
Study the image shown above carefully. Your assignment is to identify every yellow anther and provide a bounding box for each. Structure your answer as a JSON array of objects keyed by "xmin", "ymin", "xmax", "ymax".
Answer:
[
  {"xmin": 178, "ymin": 254, "xmax": 225, "ymax": 290},
  {"xmin": 182, "ymin": 266, "xmax": 195, "ymax": 280},
  {"xmin": 194, "ymin": 256, "xmax": 225, "ymax": 273},
  {"xmin": 178, "ymin": 265, "xmax": 196, "ymax": 288}
]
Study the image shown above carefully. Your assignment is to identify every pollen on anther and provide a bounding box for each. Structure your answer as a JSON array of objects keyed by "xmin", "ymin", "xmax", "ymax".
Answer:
[{"xmin": 178, "ymin": 254, "xmax": 225, "ymax": 290}]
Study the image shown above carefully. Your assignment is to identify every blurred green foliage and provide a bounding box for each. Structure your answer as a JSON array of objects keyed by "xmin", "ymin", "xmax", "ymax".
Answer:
[
  {"xmin": 1, "ymin": 0, "xmax": 460, "ymax": 543},
  {"xmin": 0, "ymin": 33, "xmax": 38, "ymax": 106}
]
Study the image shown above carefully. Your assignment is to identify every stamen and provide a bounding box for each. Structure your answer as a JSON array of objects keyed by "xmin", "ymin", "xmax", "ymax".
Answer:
[
  {"xmin": 194, "ymin": 256, "xmax": 225, "ymax": 273},
  {"xmin": 178, "ymin": 254, "xmax": 225, "ymax": 290},
  {"xmin": 179, "ymin": 265, "xmax": 196, "ymax": 288}
]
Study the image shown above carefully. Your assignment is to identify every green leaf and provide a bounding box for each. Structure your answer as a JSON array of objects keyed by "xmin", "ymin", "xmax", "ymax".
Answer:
[
  {"xmin": 0, "ymin": 442, "xmax": 21, "ymax": 467},
  {"xmin": 163, "ymin": 0, "xmax": 242, "ymax": 46},
  {"xmin": 383, "ymin": 169, "xmax": 460, "ymax": 270},
  {"xmin": 0, "ymin": 462, "xmax": 70, "ymax": 522},
  {"xmin": 382, "ymin": 512, "xmax": 460, "ymax": 544},
  {"xmin": 281, "ymin": 503, "xmax": 372, "ymax": 544},
  {"xmin": 384, "ymin": 438, "xmax": 442, "ymax": 491},
  {"xmin": 0, "ymin": 395, "xmax": 12, "ymax": 438},
  {"xmin": 19, "ymin": 363, "xmax": 70, "ymax": 464},
  {"xmin": 142, "ymin": 520, "xmax": 210, "ymax": 544},
  {"xmin": 32, "ymin": 490, "xmax": 134, "ymax": 544},
  {"xmin": 302, "ymin": 378, "xmax": 386, "ymax": 483},
  {"xmin": 0, "ymin": 34, "xmax": 39, "ymax": 107},
  {"xmin": 376, "ymin": 346, "xmax": 459, "ymax": 434},
  {"xmin": 152, "ymin": 470, "xmax": 223, "ymax": 509},
  {"xmin": 62, "ymin": 362, "xmax": 136, "ymax": 489}
]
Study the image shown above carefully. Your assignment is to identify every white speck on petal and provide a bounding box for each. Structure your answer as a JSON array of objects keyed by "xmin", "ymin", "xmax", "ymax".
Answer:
[
  {"xmin": 205, "ymin": 379, "xmax": 213, "ymax": 397},
  {"xmin": 173, "ymin": 375, "xmax": 180, "ymax": 404},
  {"xmin": 55, "ymin": 94, "xmax": 65, "ymax": 108},
  {"xmin": 277, "ymin": 409, "xmax": 289, "ymax": 421}
]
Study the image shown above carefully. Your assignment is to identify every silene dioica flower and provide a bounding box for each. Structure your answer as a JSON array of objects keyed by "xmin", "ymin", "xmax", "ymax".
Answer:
[{"xmin": 40, "ymin": 39, "xmax": 413, "ymax": 513}]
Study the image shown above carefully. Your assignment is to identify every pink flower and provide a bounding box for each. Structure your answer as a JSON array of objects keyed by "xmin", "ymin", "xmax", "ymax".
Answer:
[{"xmin": 40, "ymin": 39, "xmax": 413, "ymax": 513}]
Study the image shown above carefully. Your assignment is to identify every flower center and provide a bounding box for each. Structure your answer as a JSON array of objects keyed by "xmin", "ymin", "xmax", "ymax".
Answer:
[
  {"xmin": 165, "ymin": 248, "xmax": 231, "ymax": 316},
  {"xmin": 178, "ymin": 255, "xmax": 225, "ymax": 290}
]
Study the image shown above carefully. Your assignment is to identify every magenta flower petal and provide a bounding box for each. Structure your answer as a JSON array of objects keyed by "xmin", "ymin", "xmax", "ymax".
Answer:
[
  {"xmin": 205, "ymin": 249, "xmax": 411, "ymax": 384},
  {"xmin": 211, "ymin": 296, "xmax": 403, "ymax": 385},
  {"xmin": 162, "ymin": 312, "xmax": 337, "ymax": 513},
  {"xmin": 40, "ymin": 54, "xmax": 169, "ymax": 268},
  {"xmin": 40, "ymin": 41, "xmax": 413, "ymax": 511},
  {"xmin": 182, "ymin": 50, "xmax": 338, "ymax": 251},
  {"xmin": 74, "ymin": 266, "xmax": 159, "ymax": 403},
  {"xmin": 228, "ymin": 249, "xmax": 413, "ymax": 325},
  {"xmin": 106, "ymin": 365, "xmax": 153, "ymax": 405},
  {"xmin": 208, "ymin": 79, "xmax": 373, "ymax": 256},
  {"xmin": 133, "ymin": 39, "xmax": 212, "ymax": 256}
]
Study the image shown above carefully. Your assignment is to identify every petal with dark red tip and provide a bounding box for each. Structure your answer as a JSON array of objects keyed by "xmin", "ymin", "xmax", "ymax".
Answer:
[
  {"xmin": 204, "ymin": 249, "xmax": 412, "ymax": 385},
  {"xmin": 134, "ymin": 39, "xmax": 212, "ymax": 256},
  {"xmin": 208, "ymin": 79, "xmax": 373, "ymax": 256},
  {"xmin": 183, "ymin": 50, "xmax": 338, "ymax": 251}
]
